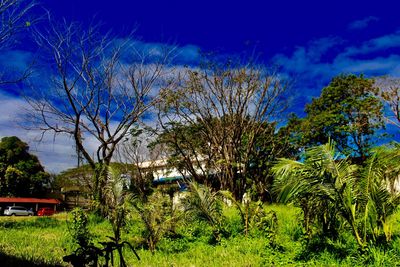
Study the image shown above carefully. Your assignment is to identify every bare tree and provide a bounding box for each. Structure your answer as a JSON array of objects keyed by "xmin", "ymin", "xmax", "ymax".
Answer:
[
  {"xmin": 0, "ymin": 0, "xmax": 36, "ymax": 48},
  {"xmin": 25, "ymin": 21, "xmax": 176, "ymax": 208},
  {"xmin": 157, "ymin": 62, "xmax": 289, "ymax": 199},
  {"xmin": 375, "ymin": 76, "xmax": 400, "ymax": 129},
  {"xmin": 0, "ymin": 0, "xmax": 38, "ymax": 84}
]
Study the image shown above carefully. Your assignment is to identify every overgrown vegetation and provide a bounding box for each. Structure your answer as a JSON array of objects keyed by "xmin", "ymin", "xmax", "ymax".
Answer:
[
  {"xmin": 3, "ymin": 1, "xmax": 400, "ymax": 266},
  {"xmin": 1, "ymin": 202, "xmax": 400, "ymax": 266},
  {"xmin": 273, "ymin": 141, "xmax": 400, "ymax": 249}
]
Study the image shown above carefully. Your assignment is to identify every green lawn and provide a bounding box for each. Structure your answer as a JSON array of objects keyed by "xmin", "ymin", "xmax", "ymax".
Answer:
[{"xmin": 0, "ymin": 205, "xmax": 399, "ymax": 266}]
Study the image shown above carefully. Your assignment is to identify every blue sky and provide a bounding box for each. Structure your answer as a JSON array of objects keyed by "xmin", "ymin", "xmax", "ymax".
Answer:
[{"xmin": 0, "ymin": 0, "xmax": 400, "ymax": 172}]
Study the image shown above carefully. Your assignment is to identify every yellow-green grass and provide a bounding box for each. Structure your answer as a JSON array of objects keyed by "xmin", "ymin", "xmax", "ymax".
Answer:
[{"xmin": 0, "ymin": 206, "xmax": 399, "ymax": 266}]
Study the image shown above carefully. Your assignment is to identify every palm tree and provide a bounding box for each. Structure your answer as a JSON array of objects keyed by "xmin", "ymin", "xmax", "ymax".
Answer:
[
  {"xmin": 273, "ymin": 141, "xmax": 357, "ymax": 240},
  {"xmin": 181, "ymin": 182, "xmax": 224, "ymax": 241},
  {"xmin": 103, "ymin": 167, "xmax": 140, "ymax": 266},
  {"xmin": 131, "ymin": 191, "xmax": 178, "ymax": 253},
  {"xmin": 272, "ymin": 141, "xmax": 400, "ymax": 248},
  {"xmin": 358, "ymin": 146, "xmax": 400, "ymax": 243}
]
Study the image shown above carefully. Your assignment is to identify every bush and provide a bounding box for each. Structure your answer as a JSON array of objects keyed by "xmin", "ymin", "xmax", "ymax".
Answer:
[{"xmin": 68, "ymin": 208, "xmax": 92, "ymax": 249}]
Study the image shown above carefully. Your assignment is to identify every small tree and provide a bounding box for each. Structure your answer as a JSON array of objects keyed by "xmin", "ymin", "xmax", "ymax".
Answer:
[
  {"xmin": 64, "ymin": 168, "xmax": 140, "ymax": 267},
  {"xmin": 182, "ymin": 182, "xmax": 225, "ymax": 242},
  {"xmin": 131, "ymin": 191, "xmax": 178, "ymax": 253}
]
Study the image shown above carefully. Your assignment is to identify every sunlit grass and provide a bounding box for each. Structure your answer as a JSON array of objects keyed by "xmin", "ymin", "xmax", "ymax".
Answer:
[{"xmin": 0, "ymin": 206, "xmax": 399, "ymax": 266}]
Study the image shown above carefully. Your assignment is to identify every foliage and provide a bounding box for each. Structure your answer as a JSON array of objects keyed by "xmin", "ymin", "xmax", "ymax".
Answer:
[
  {"xmin": 182, "ymin": 182, "xmax": 225, "ymax": 242},
  {"xmin": 292, "ymin": 75, "xmax": 384, "ymax": 160},
  {"xmin": 246, "ymin": 122, "xmax": 298, "ymax": 201},
  {"xmin": 0, "ymin": 136, "xmax": 50, "ymax": 197},
  {"xmin": 69, "ymin": 208, "xmax": 92, "ymax": 249},
  {"xmin": 131, "ymin": 191, "xmax": 179, "ymax": 253},
  {"xmin": 53, "ymin": 164, "xmax": 94, "ymax": 194},
  {"xmin": 273, "ymin": 141, "xmax": 400, "ymax": 248},
  {"xmin": 64, "ymin": 167, "xmax": 141, "ymax": 267},
  {"xmin": 98, "ymin": 166, "xmax": 140, "ymax": 266},
  {"xmin": 103, "ymin": 167, "xmax": 132, "ymax": 242}
]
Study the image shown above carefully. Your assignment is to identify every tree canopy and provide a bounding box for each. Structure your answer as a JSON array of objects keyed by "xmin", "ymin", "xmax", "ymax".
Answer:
[
  {"xmin": 0, "ymin": 136, "xmax": 50, "ymax": 197},
  {"xmin": 290, "ymin": 74, "xmax": 384, "ymax": 160}
]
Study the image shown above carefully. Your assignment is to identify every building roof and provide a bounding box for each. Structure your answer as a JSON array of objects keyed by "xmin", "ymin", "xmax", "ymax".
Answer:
[{"xmin": 0, "ymin": 197, "xmax": 60, "ymax": 204}]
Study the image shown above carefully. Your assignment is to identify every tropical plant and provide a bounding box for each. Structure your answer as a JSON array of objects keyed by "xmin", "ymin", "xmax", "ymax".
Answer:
[
  {"xmin": 64, "ymin": 167, "xmax": 140, "ymax": 267},
  {"xmin": 69, "ymin": 208, "xmax": 92, "ymax": 249},
  {"xmin": 272, "ymin": 141, "xmax": 400, "ymax": 248},
  {"xmin": 182, "ymin": 182, "xmax": 225, "ymax": 242},
  {"xmin": 220, "ymin": 189, "xmax": 279, "ymax": 249},
  {"xmin": 358, "ymin": 145, "xmax": 400, "ymax": 243},
  {"xmin": 273, "ymin": 141, "xmax": 353, "ymax": 239},
  {"xmin": 131, "ymin": 191, "xmax": 179, "ymax": 253}
]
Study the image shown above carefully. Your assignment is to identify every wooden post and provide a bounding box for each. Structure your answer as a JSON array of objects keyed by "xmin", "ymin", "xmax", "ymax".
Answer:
[{"xmin": 35, "ymin": 203, "xmax": 38, "ymax": 211}]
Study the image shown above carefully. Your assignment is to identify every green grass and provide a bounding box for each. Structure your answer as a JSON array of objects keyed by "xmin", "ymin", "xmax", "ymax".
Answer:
[{"xmin": 0, "ymin": 205, "xmax": 400, "ymax": 266}]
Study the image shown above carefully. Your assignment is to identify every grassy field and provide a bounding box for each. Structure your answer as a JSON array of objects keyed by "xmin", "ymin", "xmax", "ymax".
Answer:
[{"xmin": 0, "ymin": 205, "xmax": 399, "ymax": 266}]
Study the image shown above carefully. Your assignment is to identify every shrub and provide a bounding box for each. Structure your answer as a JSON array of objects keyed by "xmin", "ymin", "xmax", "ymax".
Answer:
[
  {"xmin": 68, "ymin": 208, "xmax": 92, "ymax": 249},
  {"xmin": 132, "ymin": 191, "xmax": 180, "ymax": 253}
]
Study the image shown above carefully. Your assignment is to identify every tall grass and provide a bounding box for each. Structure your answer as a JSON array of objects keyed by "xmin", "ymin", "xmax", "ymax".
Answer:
[{"xmin": 0, "ymin": 206, "xmax": 399, "ymax": 266}]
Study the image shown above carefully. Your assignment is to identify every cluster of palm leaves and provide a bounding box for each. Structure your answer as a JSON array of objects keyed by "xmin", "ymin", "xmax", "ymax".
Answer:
[
  {"xmin": 182, "ymin": 182, "xmax": 279, "ymax": 243},
  {"xmin": 272, "ymin": 141, "xmax": 400, "ymax": 248},
  {"xmin": 181, "ymin": 182, "xmax": 225, "ymax": 241},
  {"xmin": 131, "ymin": 191, "xmax": 179, "ymax": 253}
]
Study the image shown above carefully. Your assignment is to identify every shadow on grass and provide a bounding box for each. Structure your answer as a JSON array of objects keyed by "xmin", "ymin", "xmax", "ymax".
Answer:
[{"xmin": 0, "ymin": 251, "xmax": 63, "ymax": 267}]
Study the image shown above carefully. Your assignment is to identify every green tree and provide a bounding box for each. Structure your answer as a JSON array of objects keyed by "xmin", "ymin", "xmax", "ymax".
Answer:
[
  {"xmin": 0, "ymin": 136, "xmax": 50, "ymax": 196},
  {"xmin": 296, "ymin": 75, "xmax": 384, "ymax": 161},
  {"xmin": 247, "ymin": 121, "xmax": 299, "ymax": 201}
]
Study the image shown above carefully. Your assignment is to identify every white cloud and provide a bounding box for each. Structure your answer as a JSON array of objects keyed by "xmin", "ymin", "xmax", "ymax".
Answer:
[
  {"xmin": 334, "ymin": 55, "xmax": 400, "ymax": 74},
  {"xmin": 274, "ymin": 31, "xmax": 400, "ymax": 77},
  {"xmin": 348, "ymin": 16, "xmax": 379, "ymax": 30},
  {"xmin": 0, "ymin": 91, "xmax": 77, "ymax": 173},
  {"xmin": 343, "ymin": 32, "xmax": 400, "ymax": 56},
  {"xmin": 272, "ymin": 30, "xmax": 400, "ymax": 106}
]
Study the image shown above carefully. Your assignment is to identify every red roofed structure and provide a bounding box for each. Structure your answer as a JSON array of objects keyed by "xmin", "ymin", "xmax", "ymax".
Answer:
[{"xmin": 0, "ymin": 197, "xmax": 60, "ymax": 213}]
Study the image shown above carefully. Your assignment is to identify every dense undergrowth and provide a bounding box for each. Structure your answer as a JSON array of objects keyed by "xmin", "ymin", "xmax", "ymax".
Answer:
[{"xmin": 0, "ymin": 204, "xmax": 400, "ymax": 266}]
